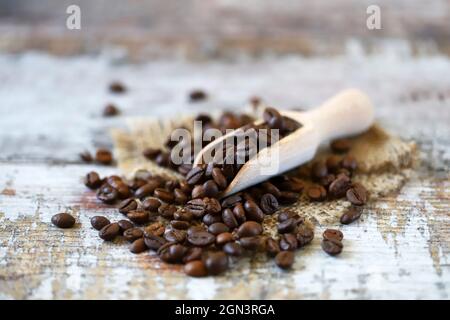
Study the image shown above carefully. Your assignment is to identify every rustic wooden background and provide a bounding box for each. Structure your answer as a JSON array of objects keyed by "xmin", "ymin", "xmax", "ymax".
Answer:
[{"xmin": 0, "ymin": 0, "xmax": 449, "ymax": 299}]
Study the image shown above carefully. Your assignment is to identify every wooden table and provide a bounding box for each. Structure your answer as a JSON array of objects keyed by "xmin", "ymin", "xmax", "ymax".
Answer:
[{"xmin": 0, "ymin": 52, "xmax": 449, "ymax": 299}]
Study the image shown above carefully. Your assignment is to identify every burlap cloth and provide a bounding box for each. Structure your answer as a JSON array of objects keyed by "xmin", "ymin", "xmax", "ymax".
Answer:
[{"xmin": 110, "ymin": 106, "xmax": 417, "ymax": 230}]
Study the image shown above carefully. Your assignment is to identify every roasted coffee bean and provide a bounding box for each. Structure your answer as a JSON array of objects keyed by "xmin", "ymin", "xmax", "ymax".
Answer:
[
  {"xmin": 158, "ymin": 204, "xmax": 177, "ymax": 219},
  {"xmin": 144, "ymin": 234, "xmax": 167, "ymax": 251},
  {"xmin": 306, "ymin": 185, "xmax": 327, "ymax": 201},
  {"xmin": 96, "ymin": 184, "xmax": 119, "ymax": 203},
  {"xmin": 90, "ymin": 216, "xmax": 110, "ymax": 230},
  {"xmin": 126, "ymin": 210, "xmax": 149, "ymax": 224},
  {"xmin": 281, "ymin": 116, "xmax": 301, "ymax": 134},
  {"xmin": 128, "ymin": 177, "xmax": 146, "ymax": 190},
  {"xmin": 174, "ymin": 209, "xmax": 194, "ymax": 222},
  {"xmin": 187, "ymin": 225, "xmax": 206, "ymax": 236},
  {"xmin": 142, "ymin": 197, "xmax": 161, "ymax": 211},
  {"xmin": 123, "ymin": 227, "xmax": 143, "ymax": 242},
  {"xmin": 312, "ymin": 161, "xmax": 328, "ymax": 179},
  {"xmin": 232, "ymin": 203, "xmax": 247, "ymax": 224},
  {"xmin": 99, "ymin": 223, "xmax": 120, "ymax": 241},
  {"xmin": 189, "ymin": 89, "xmax": 207, "ymax": 102},
  {"xmin": 341, "ymin": 155, "xmax": 357, "ymax": 171},
  {"xmin": 179, "ymin": 181, "xmax": 192, "ymax": 194},
  {"xmin": 51, "ymin": 213, "xmax": 76, "ymax": 228},
  {"xmin": 222, "ymin": 208, "xmax": 238, "ymax": 229},
  {"xmin": 165, "ymin": 180, "xmax": 178, "ymax": 191},
  {"xmin": 203, "ymin": 180, "xmax": 219, "ymax": 198},
  {"xmin": 277, "ymin": 218, "xmax": 298, "ymax": 234},
  {"xmin": 223, "ymin": 242, "xmax": 243, "ymax": 256},
  {"xmin": 331, "ymin": 138, "xmax": 351, "ymax": 153},
  {"xmin": 275, "ymin": 251, "xmax": 295, "ymax": 269},
  {"xmin": 84, "ymin": 171, "xmax": 102, "ymax": 189},
  {"xmin": 109, "ymin": 81, "xmax": 126, "ymax": 93},
  {"xmin": 278, "ymin": 210, "xmax": 300, "ymax": 223},
  {"xmin": 134, "ymin": 181, "xmax": 159, "ymax": 199},
  {"xmin": 142, "ymin": 147, "xmax": 161, "ymax": 160},
  {"xmin": 154, "ymin": 188, "xmax": 175, "ymax": 203},
  {"xmin": 203, "ymin": 197, "xmax": 221, "ymax": 214},
  {"xmin": 187, "ymin": 231, "xmax": 216, "ymax": 247},
  {"xmin": 118, "ymin": 198, "xmax": 138, "ymax": 214},
  {"xmin": 191, "ymin": 185, "xmax": 205, "ymax": 199},
  {"xmin": 336, "ymin": 168, "xmax": 351, "ymax": 177},
  {"xmin": 79, "ymin": 151, "xmax": 93, "ymax": 163},
  {"xmin": 186, "ymin": 166, "xmax": 205, "ymax": 185},
  {"xmin": 266, "ymin": 238, "xmax": 281, "ymax": 257},
  {"xmin": 326, "ymin": 155, "xmax": 341, "ymax": 173},
  {"xmin": 143, "ymin": 222, "xmax": 165, "ymax": 237},
  {"xmin": 103, "ymin": 104, "xmax": 120, "ymax": 117},
  {"xmin": 183, "ymin": 247, "xmax": 203, "ymax": 263},
  {"xmin": 186, "ymin": 199, "xmax": 206, "ymax": 217},
  {"xmin": 167, "ymin": 244, "xmax": 188, "ymax": 263},
  {"xmin": 118, "ymin": 219, "xmax": 133, "ymax": 233},
  {"xmin": 95, "ymin": 149, "xmax": 113, "ymax": 165},
  {"xmin": 278, "ymin": 191, "xmax": 299, "ymax": 204},
  {"xmin": 130, "ymin": 238, "xmax": 147, "ymax": 254},
  {"xmin": 260, "ymin": 193, "xmax": 279, "ymax": 214},
  {"xmin": 328, "ymin": 174, "xmax": 351, "ymax": 198},
  {"xmin": 321, "ymin": 238, "xmax": 343, "ymax": 256},
  {"xmin": 323, "ymin": 229, "xmax": 343, "ymax": 241},
  {"xmin": 346, "ymin": 183, "xmax": 368, "ymax": 206},
  {"xmin": 240, "ymin": 236, "xmax": 266, "ymax": 251},
  {"xmin": 208, "ymin": 222, "xmax": 229, "ymax": 235},
  {"xmin": 319, "ymin": 174, "xmax": 336, "ymax": 188},
  {"xmin": 113, "ymin": 182, "xmax": 132, "ymax": 199},
  {"xmin": 340, "ymin": 206, "xmax": 362, "ymax": 225},
  {"xmin": 174, "ymin": 188, "xmax": 188, "ymax": 204},
  {"xmin": 263, "ymin": 107, "xmax": 284, "ymax": 129},
  {"xmin": 204, "ymin": 251, "xmax": 228, "ymax": 275},
  {"xmin": 221, "ymin": 194, "xmax": 242, "ymax": 208},
  {"xmin": 261, "ymin": 182, "xmax": 282, "ymax": 198},
  {"xmin": 296, "ymin": 225, "xmax": 314, "ymax": 247},
  {"xmin": 203, "ymin": 213, "xmax": 222, "ymax": 226},
  {"xmin": 155, "ymin": 152, "xmax": 170, "ymax": 167},
  {"xmin": 279, "ymin": 177, "xmax": 304, "ymax": 192},
  {"xmin": 236, "ymin": 221, "xmax": 263, "ymax": 238},
  {"xmin": 244, "ymin": 200, "xmax": 264, "ymax": 222},
  {"xmin": 171, "ymin": 220, "xmax": 190, "ymax": 230},
  {"xmin": 164, "ymin": 229, "xmax": 187, "ymax": 243},
  {"xmin": 212, "ymin": 168, "xmax": 227, "ymax": 189},
  {"xmin": 279, "ymin": 233, "xmax": 298, "ymax": 251},
  {"xmin": 216, "ymin": 232, "xmax": 234, "ymax": 246},
  {"xmin": 184, "ymin": 260, "xmax": 208, "ymax": 277},
  {"xmin": 178, "ymin": 164, "xmax": 193, "ymax": 175}
]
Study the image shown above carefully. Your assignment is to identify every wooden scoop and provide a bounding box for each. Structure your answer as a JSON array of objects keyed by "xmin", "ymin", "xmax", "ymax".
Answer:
[{"xmin": 193, "ymin": 89, "xmax": 375, "ymax": 198}]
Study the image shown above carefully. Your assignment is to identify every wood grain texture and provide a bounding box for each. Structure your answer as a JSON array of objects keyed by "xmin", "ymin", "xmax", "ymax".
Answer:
[{"xmin": 0, "ymin": 52, "xmax": 449, "ymax": 299}]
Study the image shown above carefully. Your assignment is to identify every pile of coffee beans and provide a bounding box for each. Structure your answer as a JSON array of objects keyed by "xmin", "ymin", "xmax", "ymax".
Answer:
[{"xmin": 52, "ymin": 106, "xmax": 370, "ymax": 276}]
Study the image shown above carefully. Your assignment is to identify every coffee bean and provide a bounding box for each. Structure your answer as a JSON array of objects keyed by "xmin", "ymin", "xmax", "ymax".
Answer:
[
  {"xmin": 187, "ymin": 225, "xmax": 206, "ymax": 236},
  {"xmin": 266, "ymin": 238, "xmax": 281, "ymax": 257},
  {"xmin": 221, "ymin": 194, "xmax": 242, "ymax": 208},
  {"xmin": 123, "ymin": 227, "xmax": 143, "ymax": 242},
  {"xmin": 278, "ymin": 191, "xmax": 299, "ymax": 204},
  {"xmin": 261, "ymin": 182, "xmax": 282, "ymax": 198},
  {"xmin": 340, "ymin": 206, "xmax": 362, "ymax": 225},
  {"xmin": 99, "ymin": 223, "xmax": 120, "ymax": 241},
  {"xmin": 155, "ymin": 152, "xmax": 170, "ymax": 167},
  {"xmin": 90, "ymin": 216, "xmax": 110, "ymax": 230},
  {"xmin": 236, "ymin": 221, "xmax": 263, "ymax": 238},
  {"xmin": 323, "ymin": 229, "xmax": 343, "ymax": 241},
  {"xmin": 142, "ymin": 222, "xmax": 165, "ymax": 237},
  {"xmin": 240, "ymin": 236, "xmax": 265, "ymax": 251},
  {"xmin": 142, "ymin": 197, "xmax": 161, "ymax": 211},
  {"xmin": 216, "ymin": 232, "xmax": 234, "ymax": 246},
  {"xmin": 154, "ymin": 188, "xmax": 175, "ymax": 203},
  {"xmin": 174, "ymin": 209, "xmax": 194, "ymax": 221},
  {"xmin": 326, "ymin": 155, "xmax": 341, "ymax": 172},
  {"xmin": 171, "ymin": 220, "xmax": 190, "ymax": 230},
  {"xmin": 204, "ymin": 251, "xmax": 228, "ymax": 275},
  {"xmin": 278, "ymin": 210, "xmax": 301, "ymax": 223},
  {"xmin": 189, "ymin": 89, "xmax": 207, "ymax": 102},
  {"xmin": 208, "ymin": 222, "xmax": 229, "ymax": 235},
  {"xmin": 103, "ymin": 104, "xmax": 120, "ymax": 117},
  {"xmin": 158, "ymin": 203, "xmax": 177, "ymax": 219},
  {"xmin": 331, "ymin": 138, "xmax": 351, "ymax": 153},
  {"xmin": 223, "ymin": 242, "xmax": 243, "ymax": 256},
  {"xmin": 183, "ymin": 247, "xmax": 203, "ymax": 263},
  {"xmin": 336, "ymin": 168, "xmax": 351, "ymax": 177},
  {"xmin": 51, "ymin": 213, "xmax": 75, "ymax": 228},
  {"xmin": 118, "ymin": 198, "xmax": 138, "ymax": 214},
  {"xmin": 212, "ymin": 168, "xmax": 227, "ymax": 189},
  {"xmin": 263, "ymin": 107, "xmax": 284, "ymax": 129},
  {"xmin": 134, "ymin": 181, "xmax": 159, "ymax": 199},
  {"xmin": 321, "ymin": 238, "xmax": 343, "ymax": 256},
  {"xmin": 95, "ymin": 149, "xmax": 113, "ymax": 165},
  {"xmin": 144, "ymin": 234, "xmax": 167, "ymax": 250},
  {"xmin": 79, "ymin": 151, "xmax": 93, "ymax": 163},
  {"xmin": 187, "ymin": 231, "xmax": 215, "ymax": 247},
  {"xmin": 296, "ymin": 225, "xmax": 314, "ymax": 247},
  {"xmin": 164, "ymin": 229, "xmax": 187, "ymax": 243},
  {"xmin": 109, "ymin": 81, "xmax": 126, "ymax": 93},
  {"xmin": 346, "ymin": 183, "xmax": 368, "ymax": 205},
  {"xmin": 96, "ymin": 184, "xmax": 119, "ymax": 204},
  {"xmin": 126, "ymin": 210, "xmax": 149, "ymax": 224},
  {"xmin": 174, "ymin": 188, "xmax": 188, "ymax": 204},
  {"xmin": 84, "ymin": 171, "xmax": 102, "ymax": 189},
  {"xmin": 142, "ymin": 147, "xmax": 161, "ymax": 160},
  {"xmin": 202, "ymin": 213, "xmax": 222, "ymax": 226},
  {"xmin": 312, "ymin": 161, "xmax": 328, "ymax": 179},
  {"xmin": 260, "ymin": 193, "xmax": 279, "ymax": 214},
  {"xmin": 341, "ymin": 155, "xmax": 357, "ymax": 171},
  {"xmin": 277, "ymin": 218, "xmax": 298, "ymax": 234},
  {"xmin": 275, "ymin": 251, "xmax": 295, "ymax": 269},
  {"xmin": 306, "ymin": 185, "xmax": 327, "ymax": 201},
  {"xmin": 328, "ymin": 174, "xmax": 351, "ymax": 198},
  {"xmin": 186, "ymin": 199, "xmax": 206, "ymax": 217},
  {"xmin": 186, "ymin": 166, "xmax": 205, "ymax": 185},
  {"xmin": 179, "ymin": 181, "xmax": 192, "ymax": 194},
  {"xmin": 244, "ymin": 200, "xmax": 264, "ymax": 222},
  {"xmin": 232, "ymin": 203, "xmax": 247, "ymax": 224},
  {"xmin": 279, "ymin": 177, "xmax": 304, "ymax": 193},
  {"xmin": 222, "ymin": 208, "xmax": 238, "ymax": 229},
  {"xmin": 319, "ymin": 174, "xmax": 336, "ymax": 188},
  {"xmin": 203, "ymin": 180, "xmax": 219, "ymax": 197},
  {"xmin": 203, "ymin": 197, "xmax": 221, "ymax": 214},
  {"xmin": 279, "ymin": 233, "xmax": 298, "ymax": 251},
  {"xmin": 184, "ymin": 260, "xmax": 208, "ymax": 277},
  {"xmin": 130, "ymin": 238, "xmax": 147, "ymax": 253},
  {"xmin": 118, "ymin": 219, "xmax": 133, "ymax": 233},
  {"xmin": 191, "ymin": 185, "xmax": 205, "ymax": 199},
  {"xmin": 167, "ymin": 244, "xmax": 188, "ymax": 263}
]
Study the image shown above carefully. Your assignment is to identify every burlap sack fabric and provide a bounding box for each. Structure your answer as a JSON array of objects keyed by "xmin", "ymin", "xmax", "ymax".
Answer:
[{"xmin": 110, "ymin": 107, "xmax": 417, "ymax": 230}]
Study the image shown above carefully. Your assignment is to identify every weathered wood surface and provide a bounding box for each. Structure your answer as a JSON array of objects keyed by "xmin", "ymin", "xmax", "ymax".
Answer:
[{"xmin": 0, "ymin": 52, "xmax": 449, "ymax": 299}]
